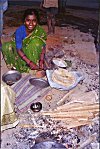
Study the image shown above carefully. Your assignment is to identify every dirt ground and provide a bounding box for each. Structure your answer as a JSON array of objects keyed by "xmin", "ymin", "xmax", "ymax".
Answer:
[{"xmin": 1, "ymin": 5, "xmax": 99, "ymax": 149}]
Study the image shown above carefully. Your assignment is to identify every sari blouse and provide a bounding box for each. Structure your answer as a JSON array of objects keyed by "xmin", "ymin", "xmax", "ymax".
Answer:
[{"xmin": 15, "ymin": 25, "xmax": 27, "ymax": 50}]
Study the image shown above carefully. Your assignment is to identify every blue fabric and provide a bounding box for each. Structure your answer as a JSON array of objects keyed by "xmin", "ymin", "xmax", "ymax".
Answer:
[{"xmin": 15, "ymin": 25, "xmax": 27, "ymax": 50}]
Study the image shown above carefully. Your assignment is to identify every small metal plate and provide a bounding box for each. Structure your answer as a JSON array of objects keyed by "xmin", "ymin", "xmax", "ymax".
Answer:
[
  {"xmin": 29, "ymin": 78, "xmax": 49, "ymax": 88},
  {"xmin": 2, "ymin": 70, "xmax": 22, "ymax": 85}
]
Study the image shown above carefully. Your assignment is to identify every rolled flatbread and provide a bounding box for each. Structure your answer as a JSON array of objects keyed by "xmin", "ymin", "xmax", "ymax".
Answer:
[{"xmin": 52, "ymin": 68, "xmax": 76, "ymax": 87}]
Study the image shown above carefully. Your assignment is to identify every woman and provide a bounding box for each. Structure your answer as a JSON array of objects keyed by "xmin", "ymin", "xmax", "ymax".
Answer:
[{"xmin": 2, "ymin": 9, "xmax": 47, "ymax": 73}]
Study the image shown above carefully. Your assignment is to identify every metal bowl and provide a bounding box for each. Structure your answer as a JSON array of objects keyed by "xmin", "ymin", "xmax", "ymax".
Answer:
[
  {"xmin": 52, "ymin": 58, "xmax": 67, "ymax": 68},
  {"xmin": 30, "ymin": 102, "xmax": 42, "ymax": 112},
  {"xmin": 29, "ymin": 78, "xmax": 49, "ymax": 88},
  {"xmin": 31, "ymin": 141, "xmax": 66, "ymax": 149},
  {"xmin": 2, "ymin": 70, "xmax": 22, "ymax": 85}
]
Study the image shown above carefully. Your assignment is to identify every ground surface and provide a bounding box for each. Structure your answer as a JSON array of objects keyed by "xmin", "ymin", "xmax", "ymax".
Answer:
[{"xmin": 1, "ymin": 5, "xmax": 99, "ymax": 149}]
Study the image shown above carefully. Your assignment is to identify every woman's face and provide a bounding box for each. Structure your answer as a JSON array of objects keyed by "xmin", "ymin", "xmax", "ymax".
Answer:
[{"xmin": 24, "ymin": 14, "xmax": 37, "ymax": 33}]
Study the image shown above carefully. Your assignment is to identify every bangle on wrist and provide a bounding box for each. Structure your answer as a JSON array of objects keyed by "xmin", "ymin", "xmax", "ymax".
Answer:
[
  {"xmin": 31, "ymin": 66, "xmax": 35, "ymax": 69},
  {"xmin": 31, "ymin": 64, "xmax": 37, "ymax": 69},
  {"xmin": 28, "ymin": 60, "xmax": 32, "ymax": 65},
  {"xmin": 40, "ymin": 60, "xmax": 43, "ymax": 62},
  {"xmin": 22, "ymin": 54, "xmax": 26, "ymax": 59}
]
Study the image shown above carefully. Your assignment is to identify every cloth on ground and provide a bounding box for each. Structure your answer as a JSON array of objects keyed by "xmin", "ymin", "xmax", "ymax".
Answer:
[
  {"xmin": 11, "ymin": 75, "xmax": 50, "ymax": 113},
  {"xmin": 1, "ymin": 81, "xmax": 19, "ymax": 131}
]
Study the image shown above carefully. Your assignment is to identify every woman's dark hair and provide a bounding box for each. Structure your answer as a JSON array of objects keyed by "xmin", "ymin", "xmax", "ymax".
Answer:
[{"xmin": 23, "ymin": 8, "xmax": 39, "ymax": 23}]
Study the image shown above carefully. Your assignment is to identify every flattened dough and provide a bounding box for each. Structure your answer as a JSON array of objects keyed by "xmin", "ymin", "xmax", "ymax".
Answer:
[{"xmin": 52, "ymin": 68, "xmax": 76, "ymax": 87}]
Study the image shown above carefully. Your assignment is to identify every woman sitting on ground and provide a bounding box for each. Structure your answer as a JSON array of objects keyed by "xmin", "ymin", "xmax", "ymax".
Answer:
[{"xmin": 2, "ymin": 8, "xmax": 47, "ymax": 73}]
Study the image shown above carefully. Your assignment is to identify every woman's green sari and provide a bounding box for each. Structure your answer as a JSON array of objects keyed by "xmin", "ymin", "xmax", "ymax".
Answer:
[{"xmin": 2, "ymin": 25, "xmax": 47, "ymax": 73}]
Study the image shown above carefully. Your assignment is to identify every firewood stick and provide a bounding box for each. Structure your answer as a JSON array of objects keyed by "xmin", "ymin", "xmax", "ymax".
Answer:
[
  {"xmin": 54, "ymin": 109, "xmax": 99, "ymax": 115},
  {"xmin": 56, "ymin": 105, "xmax": 99, "ymax": 112},
  {"xmin": 77, "ymin": 133, "xmax": 96, "ymax": 149},
  {"xmin": 56, "ymin": 106, "xmax": 99, "ymax": 111},
  {"xmin": 42, "ymin": 111, "xmax": 94, "ymax": 118},
  {"xmin": 57, "ymin": 89, "xmax": 75, "ymax": 106},
  {"xmin": 52, "ymin": 117, "xmax": 89, "ymax": 121},
  {"xmin": 52, "ymin": 117, "xmax": 78, "ymax": 121},
  {"xmin": 51, "ymin": 114, "xmax": 97, "ymax": 120},
  {"xmin": 57, "ymin": 102, "xmax": 84, "ymax": 109},
  {"xmin": 66, "ymin": 121, "xmax": 92, "ymax": 129},
  {"xmin": 50, "ymin": 115, "xmax": 93, "ymax": 119},
  {"xmin": 57, "ymin": 103, "xmax": 99, "ymax": 110},
  {"xmin": 57, "ymin": 102, "xmax": 99, "ymax": 108}
]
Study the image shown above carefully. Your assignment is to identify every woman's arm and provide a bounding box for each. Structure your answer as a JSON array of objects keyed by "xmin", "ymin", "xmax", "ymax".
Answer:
[
  {"xmin": 39, "ymin": 46, "xmax": 46, "ymax": 69},
  {"xmin": 17, "ymin": 49, "xmax": 39, "ymax": 70}
]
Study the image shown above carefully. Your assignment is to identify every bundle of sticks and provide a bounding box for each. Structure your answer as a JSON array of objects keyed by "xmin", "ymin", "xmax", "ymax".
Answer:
[{"xmin": 42, "ymin": 102, "xmax": 99, "ymax": 129}]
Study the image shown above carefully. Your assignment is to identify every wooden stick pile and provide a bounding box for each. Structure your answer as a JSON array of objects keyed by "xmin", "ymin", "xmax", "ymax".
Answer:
[{"xmin": 42, "ymin": 102, "xmax": 99, "ymax": 129}]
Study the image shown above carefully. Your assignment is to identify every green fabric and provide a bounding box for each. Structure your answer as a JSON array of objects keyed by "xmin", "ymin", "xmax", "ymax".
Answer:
[{"xmin": 2, "ymin": 25, "xmax": 47, "ymax": 73}]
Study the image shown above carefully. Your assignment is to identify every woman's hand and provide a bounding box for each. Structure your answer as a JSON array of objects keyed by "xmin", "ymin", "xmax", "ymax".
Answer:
[
  {"xmin": 29, "ymin": 61, "xmax": 39, "ymax": 70},
  {"xmin": 17, "ymin": 50, "xmax": 39, "ymax": 70},
  {"xmin": 39, "ymin": 45, "xmax": 46, "ymax": 69}
]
